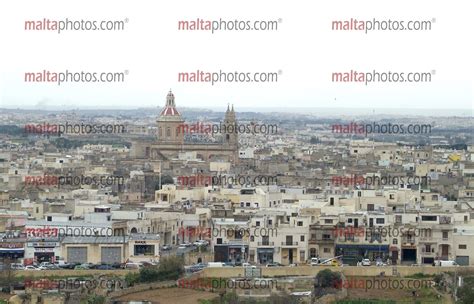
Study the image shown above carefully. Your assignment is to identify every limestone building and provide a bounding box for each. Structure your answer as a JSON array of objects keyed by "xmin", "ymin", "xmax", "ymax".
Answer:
[{"xmin": 131, "ymin": 91, "xmax": 239, "ymax": 163}]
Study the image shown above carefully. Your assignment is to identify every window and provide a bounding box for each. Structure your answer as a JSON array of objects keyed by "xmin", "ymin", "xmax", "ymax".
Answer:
[
  {"xmin": 256, "ymin": 221, "xmax": 260, "ymax": 227},
  {"xmin": 330, "ymin": 197, "xmax": 334, "ymax": 206},
  {"xmin": 250, "ymin": 236, "xmax": 254, "ymax": 242},
  {"xmin": 300, "ymin": 250, "xmax": 305, "ymax": 261},
  {"xmin": 324, "ymin": 219, "xmax": 333, "ymax": 224},
  {"xmin": 323, "ymin": 248, "xmax": 331, "ymax": 253},
  {"xmin": 348, "ymin": 219, "xmax": 353, "ymax": 223},
  {"xmin": 376, "ymin": 218, "xmax": 385, "ymax": 224},
  {"xmin": 134, "ymin": 244, "xmax": 154, "ymax": 256},
  {"xmin": 268, "ymin": 220, "xmax": 272, "ymax": 226},
  {"xmin": 246, "ymin": 202, "xmax": 250, "ymax": 207},
  {"xmin": 395, "ymin": 215, "xmax": 402, "ymax": 224},
  {"xmin": 357, "ymin": 191, "xmax": 362, "ymax": 197},
  {"xmin": 47, "ymin": 216, "xmax": 52, "ymax": 221},
  {"xmin": 459, "ymin": 244, "xmax": 467, "ymax": 249},
  {"xmin": 367, "ymin": 204, "xmax": 374, "ymax": 211},
  {"xmin": 322, "ymin": 234, "xmax": 331, "ymax": 240},
  {"xmin": 36, "ymin": 207, "xmax": 39, "ymax": 213},
  {"xmin": 393, "ymin": 238, "xmax": 398, "ymax": 244},
  {"xmin": 297, "ymin": 221, "xmax": 303, "ymax": 226},
  {"xmin": 300, "ymin": 235, "xmax": 305, "ymax": 242},
  {"xmin": 421, "ymin": 215, "xmax": 437, "ymax": 221},
  {"xmin": 442, "ymin": 231, "xmax": 449, "ymax": 239}
]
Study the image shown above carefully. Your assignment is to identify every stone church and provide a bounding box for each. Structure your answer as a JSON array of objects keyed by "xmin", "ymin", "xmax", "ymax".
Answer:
[{"xmin": 131, "ymin": 91, "xmax": 239, "ymax": 163}]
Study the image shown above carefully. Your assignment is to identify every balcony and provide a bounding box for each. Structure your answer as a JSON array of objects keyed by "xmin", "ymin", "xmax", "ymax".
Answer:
[
  {"xmin": 418, "ymin": 236, "xmax": 434, "ymax": 242},
  {"xmin": 421, "ymin": 249, "xmax": 435, "ymax": 256},
  {"xmin": 281, "ymin": 241, "xmax": 299, "ymax": 247},
  {"xmin": 337, "ymin": 237, "xmax": 359, "ymax": 243},
  {"xmin": 316, "ymin": 238, "xmax": 335, "ymax": 244},
  {"xmin": 401, "ymin": 237, "xmax": 416, "ymax": 244},
  {"xmin": 257, "ymin": 241, "xmax": 274, "ymax": 247}
]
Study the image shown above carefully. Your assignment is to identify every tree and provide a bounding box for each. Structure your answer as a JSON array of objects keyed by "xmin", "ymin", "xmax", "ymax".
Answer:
[
  {"xmin": 0, "ymin": 259, "xmax": 16, "ymax": 291},
  {"xmin": 314, "ymin": 268, "xmax": 342, "ymax": 288},
  {"xmin": 138, "ymin": 256, "xmax": 185, "ymax": 283},
  {"xmin": 457, "ymin": 276, "xmax": 474, "ymax": 304},
  {"xmin": 86, "ymin": 295, "xmax": 106, "ymax": 304}
]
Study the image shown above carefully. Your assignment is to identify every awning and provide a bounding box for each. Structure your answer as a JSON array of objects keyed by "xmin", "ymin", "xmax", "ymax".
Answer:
[
  {"xmin": 257, "ymin": 248, "xmax": 274, "ymax": 253},
  {"xmin": 336, "ymin": 244, "xmax": 389, "ymax": 251},
  {"xmin": 0, "ymin": 248, "xmax": 24, "ymax": 254}
]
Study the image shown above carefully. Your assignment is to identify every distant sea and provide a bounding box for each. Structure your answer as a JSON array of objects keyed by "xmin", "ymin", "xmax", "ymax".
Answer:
[{"xmin": 1, "ymin": 107, "xmax": 472, "ymax": 117}]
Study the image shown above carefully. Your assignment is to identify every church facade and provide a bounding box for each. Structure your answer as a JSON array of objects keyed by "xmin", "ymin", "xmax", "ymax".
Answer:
[{"xmin": 131, "ymin": 91, "xmax": 239, "ymax": 163}]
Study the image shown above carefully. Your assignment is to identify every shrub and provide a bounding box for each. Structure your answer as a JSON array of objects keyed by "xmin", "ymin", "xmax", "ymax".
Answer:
[{"xmin": 314, "ymin": 269, "xmax": 342, "ymax": 288}]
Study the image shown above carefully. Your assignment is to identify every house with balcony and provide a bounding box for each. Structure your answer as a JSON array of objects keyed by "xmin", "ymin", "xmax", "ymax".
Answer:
[{"xmin": 248, "ymin": 211, "xmax": 310, "ymax": 265}]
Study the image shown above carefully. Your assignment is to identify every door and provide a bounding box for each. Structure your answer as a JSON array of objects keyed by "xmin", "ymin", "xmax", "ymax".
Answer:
[
  {"xmin": 391, "ymin": 251, "xmax": 398, "ymax": 264},
  {"xmin": 101, "ymin": 247, "xmax": 121, "ymax": 264},
  {"xmin": 67, "ymin": 247, "xmax": 87, "ymax": 264},
  {"xmin": 441, "ymin": 245, "xmax": 449, "ymax": 259}
]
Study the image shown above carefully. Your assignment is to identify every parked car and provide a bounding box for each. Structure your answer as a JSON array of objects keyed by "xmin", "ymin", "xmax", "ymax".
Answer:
[
  {"xmin": 375, "ymin": 258, "xmax": 386, "ymax": 266},
  {"xmin": 435, "ymin": 260, "xmax": 458, "ymax": 267},
  {"xmin": 96, "ymin": 264, "xmax": 115, "ymax": 270},
  {"xmin": 62, "ymin": 262, "xmax": 79, "ymax": 269},
  {"xmin": 140, "ymin": 261, "xmax": 158, "ymax": 268},
  {"xmin": 265, "ymin": 262, "xmax": 283, "ymax": 267},
  {"xmin": 82, "ymin": 263, "xmax": 96, "ymax": 269},
  {"xmin": 361, "ymin": 259, "xmax": 371, "ymax": 266},
  {"xmin": 180, "ymin": 242, "xmax": 192, "ymax": 248},
  {"xmin": 47, "ymin": 264, "xmax": 61, "ymax": 270},
  {"xmin": 161, "ymin": 244, "xmax": 172, "ymax": 251},
  {"xmin": 74, "ymin": 264, "xmax": 90, "ymax": 270},
  {"xmin": 111, "ymin": 262, "xmax": 123, "ymax": 269},
  {"xmin": 24, "ymin": 265, "xmax": 40, "ymax": 271},
  {"xmin": 310, "ymin": 257, "xmax": 320, "ymax": 266},
  {"xmin": 124, "ymin": 262, "xmax": 143, "ymax": 269},
  {"xmin": 10, "ymin": 263, "xmax": 24, "ymax": 270},
  {"xmin": 193, "ymin": 240, "xmax": 209, "ymax": 247},
  {"xmin": 242, "ymin": 262, "xmax": 257, "ymax": 268},
  {"xmin": 186, "ymin": 264, "xmax": 205, "ymax": 273}
]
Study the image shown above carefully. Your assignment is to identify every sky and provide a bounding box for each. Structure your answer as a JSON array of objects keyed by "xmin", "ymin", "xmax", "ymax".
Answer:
[{"xmin": 0, "ymin": 0, "xmax": 473, "ymax": 113}]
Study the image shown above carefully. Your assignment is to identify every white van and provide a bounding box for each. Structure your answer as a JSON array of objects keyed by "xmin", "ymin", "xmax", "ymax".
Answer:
[
  {"xmin": 437, "ymin": 260, "xmax": 458, "ymax": 267},
  {"xmin": 207, "ymin": 262, "xmax": 224, "ymax": 267}
]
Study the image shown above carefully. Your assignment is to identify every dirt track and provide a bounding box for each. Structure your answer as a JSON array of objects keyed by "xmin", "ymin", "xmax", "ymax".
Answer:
[{"xmin": 115, "ymin": 287, "xmax": 218, "ymax": 304}]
